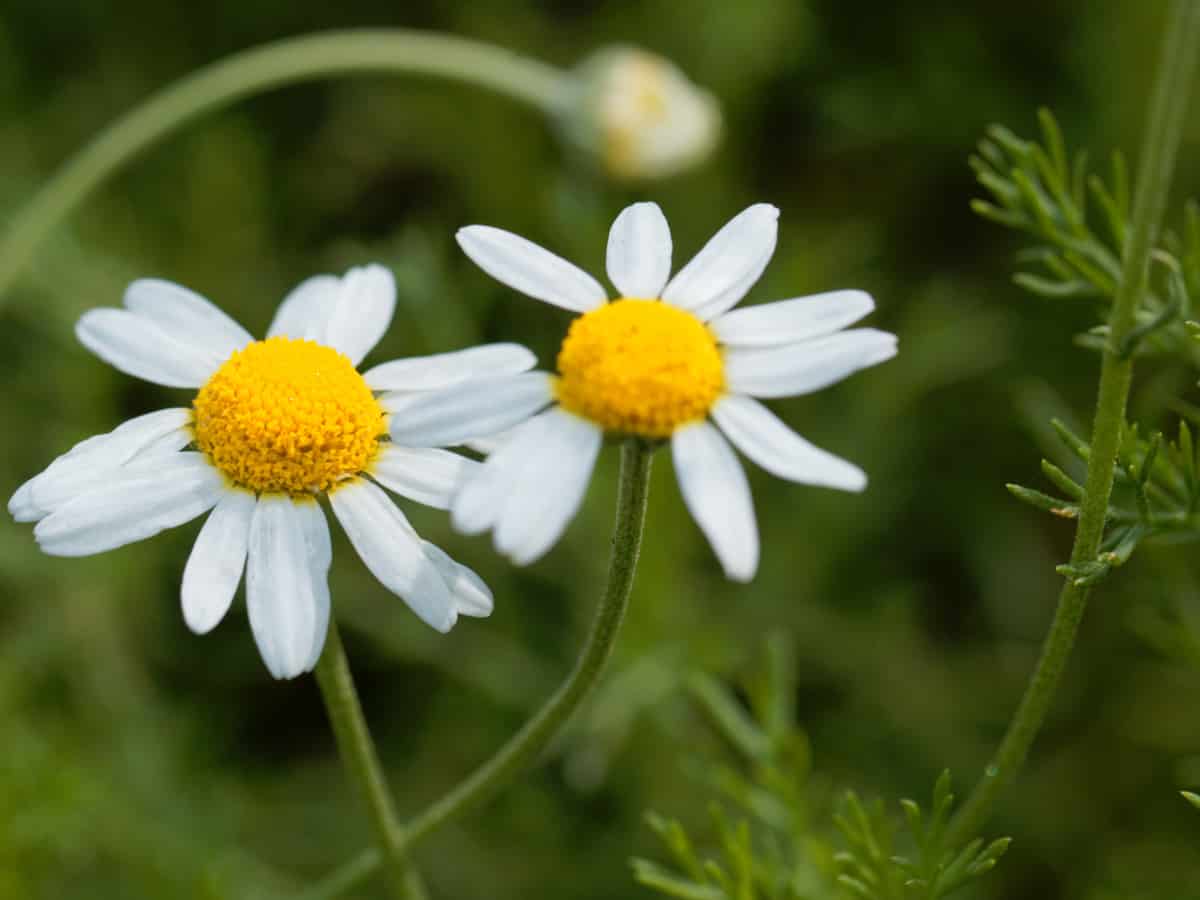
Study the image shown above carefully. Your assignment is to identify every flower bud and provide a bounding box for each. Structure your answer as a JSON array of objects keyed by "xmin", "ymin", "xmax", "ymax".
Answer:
[{"xmin": 563, "ymin": 46, "xmax": 721, "ymax": 180}]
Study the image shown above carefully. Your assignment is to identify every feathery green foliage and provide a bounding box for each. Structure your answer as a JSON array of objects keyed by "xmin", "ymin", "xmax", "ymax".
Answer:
[
  {"xmin": 972, "ymin": 109, "xmax": 1200, "ymax": 359},
  {"xmin": 834, "ymin": 775, "xmax": 1010, "ymax": 900},
  {"xmin": 632, "ymin": 639, "xmax": 1008, "ymax": 900}
]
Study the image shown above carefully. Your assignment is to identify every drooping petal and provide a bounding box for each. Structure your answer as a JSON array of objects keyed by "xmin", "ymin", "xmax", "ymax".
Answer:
[
  {"xmin": 8, "ymin": 475, "xmax": 46, "ymax": 523},
  {"xmin": 267, "ymin": 275, "xmax": 340, "ymax": 338},
  {"xmin": 28, "ymin": 408, "xmax": 193, "ymax": 512},
  {"xmin": 34, "ymin": 453, "xmax": 224, "ymax": 557},
  {"xmin": 385, "ymin": 372, "xmax": 554, "ymax": 448},
  {"xmin": 123, "ymin": 279, "xmax": 253, "ymax": 361},
  {"xmin": 606, "ymin": 202, "xmax": 672, "ymax": 298},
  {"xmin": 671, "ymin": 422, "xmax": 759, "ymax": 581},
  {"xmin": 318, "ymin": 264, "xmax": 396, "ymax": 366},
  {"xmin": 363, "ymin": 344, "xmax": 537, "ymax": 392},
  {"xmin": 421, "ymin": 541, "xmax": 493, "ymax": 618},
  {"xmin": 76, "ymin": 309, "xmax": 223, "ymax": 387},
  {"xmin": 723, "ymin": 328, "xmax": 897, "ymax": 398},
  {"xmin": 494, "ymin": 409, "xmax": 602, "ymax": 565},
  {"xmin": 296, "ymin": 500, "xmax": 333, "ymax": 671},
  {"xmin": 181, "ymin": 489, "xmax": 256, "ymax": 634},
  {"xmin": 711, "ymin": 394, "xmax": 866, "ymax": 491},
  {"xmin": 370, "ymin": 445, "xmax": 477, "ymax": 510},
  {"xmin": 245, "ymin": 496, "xmax": 327, "ymax": 679},
  {"xmin": 456, "ymin": 226, "xmax": 607, "ymax": 312},
  {"xmin": 451, "ymin": 412, "xmax": 553, "ymax": 535},
  {"xmin": 329, "ymin": 479, "xmax": 456, "ymax": 632},
  {"xmin": 710, "ymin": 290, "xmax": 875, "ymax": 347},
  {"xmin": 661, "ymin": 204, "xmax": 778, "ymax": 320}
]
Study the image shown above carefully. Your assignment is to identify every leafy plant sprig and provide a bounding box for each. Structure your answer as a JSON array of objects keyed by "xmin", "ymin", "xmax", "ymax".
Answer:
[
  {"xmin": 1008, "ymin": 417, "xmax": 1200, "ymax": 585},
  {"xmin": 971, "ymin": 109, "xmax": 1199, "ymax": 359},
  {"xmin": 632, "ymin": 638, "xmax": 1008, "ymax": 900},
  {"xmin": 631, "ymin": 635, "xmax": 826, "ymax": 900},
  {"xmin": 834, "ymin": 774, "xmax": 1010, "ymax": 900}
]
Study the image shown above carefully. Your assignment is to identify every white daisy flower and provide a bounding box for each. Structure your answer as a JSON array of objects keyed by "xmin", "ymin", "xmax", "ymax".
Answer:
[
  {"xmin": 8, "ymin": 265, "xmax": 533, "ymax": 679},
  {"xmin": 386, "ymin": 203, "xmax": 898, "ymax": 580}
]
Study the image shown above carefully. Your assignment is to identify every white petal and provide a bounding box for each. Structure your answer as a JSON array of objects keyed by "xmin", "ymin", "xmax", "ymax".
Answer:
[
  {"xmin": 421, "ymin": 541, "xmax": 493, "ymax": 618},
  {"xmin": 494, "ymin": 409, "xmax": 601, "ymax": 565},
  {"xmin": 133, "ymin": 427, "xmax": 194, "ymax": 461},
  {"xmin": 29, "ymin": 409, "xmax": 194, "ymax": 512},
  {"xmin": 606, "ymin": 202, "xmax": 672, "ymax": 298},
  {"xmin": 723, "ymin": 328, "xmax": 898, "ymax": 399},
  {"xmin": 371, "ymin": 445, "xmax": 477, "ymax": 510},
  {"xmin": 34, "ymin": 453, "xmax": 223, "ymax": 557},
  {"xmin": 363, "ymin": 344, "xmax": 537, "ymax": 391},
  {"xmin": 671, "ymin": 422, "xmax": 759, "ymax": 581},
  {"xmin": 245, "ymin": 496, "xmax": 327, "ymax": 679},
  {"xmin": 661, "ymin": 204, "xmax": 779, "ymax": 319},
  {"xmin": 689, "ymin": 256, "xmax": 776, "ymax": 323},
  {"xmin": 268, "ymin": 275, "xmax": 340, "ymax": 338},
  {"xmin": 8, "ymin": 475, "xmax": 46, "ymax": 523},
  {"xmin": 181, "ymin": 489, "xmax": 255, "ymax": 634},
  {"xmin": 463, "ymin": 425, "xmax": 519, "ymax": 456},
  {"xmin": 123, "ymin": 279, "xmax": 253, "ymax": 361},
  {"xmin": 297, "ymin": 501, "xmax": 333, "ymax": 671},
  {"xmin": 456, "ymin": 226, "xmax": 607, "ymax": 313},
  {"xmin": 385, "ymin": 372, "xmax": 554, "ymax": 447},
  {"xmin": 451, "ymin": 412, "xmax": 554, "ymax": 535},
  {"xmin": 711, "ymin": 394, "xmax": 866, "ymax": 491},
  {"xmin": 318, "ymin": 265, "xmax": 396, "ymax": 366},
  {"xmin": 710, "ymin": 290, "xmax": 875, "ymax": 347},
  {"xmin": 76, "ymin": 309, "xmax": 223, "ymax": 387},
  {"xmin": 329, "ymin": 479, "xmax": 456, "ymax": 632}
]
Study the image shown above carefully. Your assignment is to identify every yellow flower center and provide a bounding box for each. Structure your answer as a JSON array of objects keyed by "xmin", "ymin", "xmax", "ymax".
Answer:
[
  {"xmin": 555, "ymin": 299, "xmax": 724, "ymax": 438},
  {"xmin": 193, "ymin": 336, "xmax": 385, "ymax": 494}
]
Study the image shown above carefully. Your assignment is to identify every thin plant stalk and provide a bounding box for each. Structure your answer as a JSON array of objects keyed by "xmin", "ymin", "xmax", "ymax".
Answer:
[
  {"xmin": 313, "ymin": 621, "xmax": 428, "ymax": 900},
  {"xmin": 948, "ymin": 0, "xmax": 1200, "ymax": 845},
  {"xmin": 300, "ymin": 439, "xmax": 654, "ymax": 900},
  {"xmin": 0, "ymin": 29, "xmax": 569, "ymax": 304}
]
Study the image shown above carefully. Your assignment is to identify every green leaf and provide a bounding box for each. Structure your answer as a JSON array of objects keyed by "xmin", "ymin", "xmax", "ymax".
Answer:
[
  {"xmin": 1006, "ymin": 483, "xmax": 1078, "ymax": 518},
  {"xmin": 1040, "ymin": 460, "xmax": 1084, "ymax": 499},
  {"xmin": 632, "ymin": 860, "xmax": 727, "ymax": 900},
  {"xmin": 688, "ymin": 673, "xmax": 771, "ymax": 763}
]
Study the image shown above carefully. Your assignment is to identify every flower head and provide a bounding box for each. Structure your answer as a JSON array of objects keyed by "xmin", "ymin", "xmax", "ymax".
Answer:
[
  {"xmin": 9, "ymin": 266, "xmax": 534, "ymax": 678},
  {"xmin": 565, "ymin": 47, "xmax": 721, "ymax": 180},
  {"xmin": 388, "ymin": 203, "xmax": 897, "ymax": 580}
]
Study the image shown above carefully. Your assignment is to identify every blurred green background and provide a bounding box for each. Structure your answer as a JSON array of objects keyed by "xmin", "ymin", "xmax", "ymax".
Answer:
[{"xmin": 3, "ymin": 1, "xmax": 1200, "ymax": 898}]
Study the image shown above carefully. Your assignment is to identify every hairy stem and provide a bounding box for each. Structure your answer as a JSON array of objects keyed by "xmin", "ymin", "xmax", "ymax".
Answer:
[
  {"xmin": 0, "ymin": 29, "xmax": 569, "ymax": 304},
  {"xmin": 301, "ymin": 439, "xmax": 654, "ymax": 900},
  {"xmin": 313, "ymin": 621, "xmax": 428, "ymax": 900},
  {"xmin": 948, "ymin": 0, "xmax": 1200, "ymax": 846}
]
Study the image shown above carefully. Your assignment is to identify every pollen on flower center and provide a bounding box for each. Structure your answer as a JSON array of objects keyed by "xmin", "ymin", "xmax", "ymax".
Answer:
[
  {"xmin": 193, "ymin": 336, "xmax": 385, "ymax": 494},
  {"xmin": 555, "ymin": 298, "xmax": 724, "ymax": 438}
]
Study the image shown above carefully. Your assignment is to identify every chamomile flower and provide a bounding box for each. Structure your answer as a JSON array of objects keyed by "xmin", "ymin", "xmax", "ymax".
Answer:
[
  {"xmin": 387, "ymin": 203, "xmax": 897, "ymax": 580},
  {"xmin": 9, "ymin": 265, "xmax": 534, "ymax": 679}
]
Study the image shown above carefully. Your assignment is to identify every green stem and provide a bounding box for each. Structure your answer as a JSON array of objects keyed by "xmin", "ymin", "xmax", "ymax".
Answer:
[
  {"xmin": 0, "ymin": 29, "xmax": 569, "ymax": 304},
  {"xmin": 948, "ymin": 0, "xmax": 1200, "ymax": 846},
  {"xmin": 314, "ymin": 621, "xmax": 428, "ymax": 900},
  {"xmin": 300, "ymin": 439, "xmax": 654, "ymax": 900}
]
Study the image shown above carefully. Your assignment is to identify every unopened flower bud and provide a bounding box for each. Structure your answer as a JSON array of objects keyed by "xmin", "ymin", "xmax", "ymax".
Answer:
[{"xmin": 563, "ymin": 46, "xmax": 721, "ymax": 180}]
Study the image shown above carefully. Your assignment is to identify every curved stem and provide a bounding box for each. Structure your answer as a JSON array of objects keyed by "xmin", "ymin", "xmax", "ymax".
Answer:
[
  {"xmin": 0, "ymin": 29, "xmax": 570, "ymax": 304},
  {"xmin": 948, "ymin": 0, "xmax": 1200, "ymax": 846},
  {"xmin": 301, "ymin": 439, "xmax": 654, "ymax": 900},
  {"xmin": 313, "ymin": 621, "xmax": 428, "ymax": 900}
]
